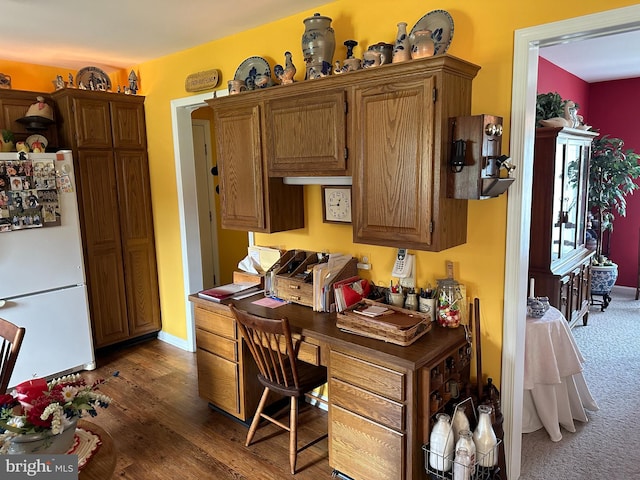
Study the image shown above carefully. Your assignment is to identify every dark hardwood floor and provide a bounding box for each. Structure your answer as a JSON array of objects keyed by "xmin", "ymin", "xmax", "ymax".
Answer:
[{"xmin": 82, "ymin": 339, "xmax": 332, "ymax": 479}]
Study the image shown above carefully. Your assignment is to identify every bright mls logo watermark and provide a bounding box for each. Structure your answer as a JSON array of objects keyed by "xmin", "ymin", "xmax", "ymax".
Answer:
[{"xmin": 2, "ymin": 455, "xmax": 78, "ymax": 479}]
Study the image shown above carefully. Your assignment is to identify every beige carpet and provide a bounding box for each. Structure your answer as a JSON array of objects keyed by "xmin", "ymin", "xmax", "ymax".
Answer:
[{"xmin": 520, "ymin": 287, "xmax": 640, "ymax": 479}]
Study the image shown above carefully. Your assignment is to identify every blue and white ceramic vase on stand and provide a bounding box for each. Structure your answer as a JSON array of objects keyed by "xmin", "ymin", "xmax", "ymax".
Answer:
[{"xmin": 302, "ymin": 13, "xmax": 335, "ymax": 79}]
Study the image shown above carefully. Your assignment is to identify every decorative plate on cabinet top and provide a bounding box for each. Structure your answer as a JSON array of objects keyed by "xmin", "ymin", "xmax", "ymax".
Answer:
[
  {"xmin": 234, "ymin": 56, "xmax": 274, "ymax": 90},
  {"xmin": 409, "ymin": 9, "xmax": 454, "ymax": 56},
  {"xmin": 26, "ymin": 134, "xmax": 48, "ymax": 150},
  {"xmin": 76, "ymin": 66, "xmax": 112, "ymax": 91}
]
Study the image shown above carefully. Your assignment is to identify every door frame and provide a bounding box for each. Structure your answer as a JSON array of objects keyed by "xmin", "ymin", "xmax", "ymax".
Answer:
[
  {"xmin": 170, "ymin": 90, "xmax": 225, "ymax": 351},
  {"xmin": 503, "ymin": 5, "xmax": 640, "ymax": 478}
]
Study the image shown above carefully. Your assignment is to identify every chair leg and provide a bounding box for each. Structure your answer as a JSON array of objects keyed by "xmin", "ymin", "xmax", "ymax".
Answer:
[
  {"xmin": 289, "ymin": 396, "xmax": 298, "ymax": 475},
  {"xmin": 246, "ymin": 387, "xmax": 270, "ymax": 447}
]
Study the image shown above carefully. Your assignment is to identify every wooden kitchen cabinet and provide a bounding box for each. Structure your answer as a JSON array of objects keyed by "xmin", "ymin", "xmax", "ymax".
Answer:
[
  {"xmin": 264, "ymin": 88, "xmax": 348, "ymax": 176},
  {"xmin": 529, "ymin": 127, "xmax": 597, "ymax": 327},
  {"xmin": 52, "ymin": 89, "xmax": 161, "ymax": 347},
  {"xmin": 352, "ymin": 59, "xmax": 479, "ymax": 251},
  {"xmin": 208, "ymin": 55, "xmax": 479, "ymax": 250},
  {"xmin": 211, "ymin": 100, "xmax": 305, "ymax": 232}
]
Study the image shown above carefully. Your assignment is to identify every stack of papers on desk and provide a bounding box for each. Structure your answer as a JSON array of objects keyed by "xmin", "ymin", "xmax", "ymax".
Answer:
[
  {"xmin": 312, "ymin": 254, "xmax": 352, "ymax": 312},
  {"xmin": 198, "ymin": 282, "xmax": 261, "ymax": 302}
]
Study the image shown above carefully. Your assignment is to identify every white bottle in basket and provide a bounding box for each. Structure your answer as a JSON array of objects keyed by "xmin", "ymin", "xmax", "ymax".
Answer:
[
  {"xmin": 429, "ymin": 413, "xmax": 454, "ymax": 471},
  {"xmin": 455, "ymin": 430, "xmax": 476, "ymax": 475},
  {"xmin": 451, "ymin": 404, "xmax": 470, "ymax": 444},
  {"xmin": 452, "ymin": 447, "xmax": 472, "ymax": 480},
  {"xmin": 473, "ymin": 405, "xmax": 498, "ymax": 467}
]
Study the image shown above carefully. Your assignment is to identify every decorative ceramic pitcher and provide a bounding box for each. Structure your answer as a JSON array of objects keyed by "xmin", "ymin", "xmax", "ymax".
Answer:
[
  {"xmin": 302, "ymin": 13, "xmax": 335, "ymax": 74},
  {"xmin": 411, "ymin": 30, "xmax": 435, "ymax": 59}
]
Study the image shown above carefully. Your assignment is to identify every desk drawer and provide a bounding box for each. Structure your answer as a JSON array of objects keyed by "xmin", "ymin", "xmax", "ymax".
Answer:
[
  {"xmin": 195, "ymin": 307, "xmax": 236, "ymax": 339},
  {"xmin": 330, "ymin": 404, "xmax": 404, "ymax": 480},
  {"xmin": 196, "ymin": 329, "xmax": 237, "ymax": 362},
  {"xmin": 274, "ymin": 277, "xmax": 314, "ymax": 307},
  {"xmin": 330, "ymin": 378, "xmax": 404, "ymax": 431},
  {"xmin": 330, "ymin": 350, "xmax": 405, "ymax": 402}
]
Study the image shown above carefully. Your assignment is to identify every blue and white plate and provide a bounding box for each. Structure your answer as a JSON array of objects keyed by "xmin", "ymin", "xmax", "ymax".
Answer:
[
  {"xmin": 234, "ymin": 56, "xmax": 273, "ymax": 89},
  {"xmin": 409, "ymin": 10, "xmax": 454, "ymax": 56}
]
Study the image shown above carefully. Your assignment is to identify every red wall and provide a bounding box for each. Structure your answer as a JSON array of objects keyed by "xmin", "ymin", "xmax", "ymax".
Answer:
[
  {"xmin": 538, "ymin": 57, "xmax": 640, "ymax": 288},
  {"xmin": 537, "ymin": 57, "xmax": 591, "ymax": 121},
  {"xmin": 589, "ymin": 78, "xmax": 640, "ymax": 287}
]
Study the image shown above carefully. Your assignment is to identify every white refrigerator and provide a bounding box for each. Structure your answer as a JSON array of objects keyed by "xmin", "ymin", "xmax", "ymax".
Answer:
[{"xmin": 0, "ymin": 150, "xmax": 95, "ymax": 387}]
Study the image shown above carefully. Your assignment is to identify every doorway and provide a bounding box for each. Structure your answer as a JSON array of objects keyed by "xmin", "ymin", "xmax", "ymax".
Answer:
[
  {"xmin": 191, "ymin": 119, "xmax": 220, "ymax": 289},
  {"xmin": 503, "ymin": 5, "xmax": 640, "ymax": 479}
]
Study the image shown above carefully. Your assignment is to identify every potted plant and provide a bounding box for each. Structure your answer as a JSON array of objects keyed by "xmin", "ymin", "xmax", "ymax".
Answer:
[
  {"xmin": 0, "ymin": 374, "xmax": 111, "ymax": 454},
  {"xmin": 588, "ymin": 135, "xmax": 640, "ymax": 308}
]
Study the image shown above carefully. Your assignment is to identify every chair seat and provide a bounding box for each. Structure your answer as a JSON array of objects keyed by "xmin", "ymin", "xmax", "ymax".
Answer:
[{"xmin": 258, "ymin": 361, "xmax": 326, "ymax": 397}]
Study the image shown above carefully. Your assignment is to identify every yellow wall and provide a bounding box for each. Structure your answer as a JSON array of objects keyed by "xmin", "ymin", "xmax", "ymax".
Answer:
[
  {"xmin": 3, "ymin": 0, "xmax": 637, "ymax": 385},
  {"xmin": 0, "ymin": 60, "xmax": 128, "ymax": 93}
]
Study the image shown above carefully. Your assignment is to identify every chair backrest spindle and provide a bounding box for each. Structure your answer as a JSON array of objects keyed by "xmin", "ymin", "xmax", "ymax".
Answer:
[{"xmin": 0, "ymin": 318, "xmax": 26, "ymax": 394}]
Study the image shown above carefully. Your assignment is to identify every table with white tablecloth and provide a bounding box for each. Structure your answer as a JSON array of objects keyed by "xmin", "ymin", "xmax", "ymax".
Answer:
[{"xmin": 522, "ymin": 306, "xmax": 599, "ymax": 441}]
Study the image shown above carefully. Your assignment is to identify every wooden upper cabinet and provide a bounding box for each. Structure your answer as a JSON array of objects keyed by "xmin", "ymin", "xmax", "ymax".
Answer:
[
  {"xmin": 208, "ymin": 55, "xmax": 479, "ymax": 245},
  {"xmin": 214, "ymin": 103, "xmax": 268, "ymax": 232},
  {"xmin": 352, "ymin": 75, "xmax": 435, "ymax": 249},
  {"xmin": 110, "ymin": 101, "xmax": 146, "ymax": 149},
  {"xmin": 72, "ymin": 98, "xmax": 112, "ymax": 148},
  {"xmin": 265, "ymin": 89, "xmax": 348, "ymax": 176},
  {"xmin": 212, "ymin": 101, "xmax": 304, "ymax": 233}
]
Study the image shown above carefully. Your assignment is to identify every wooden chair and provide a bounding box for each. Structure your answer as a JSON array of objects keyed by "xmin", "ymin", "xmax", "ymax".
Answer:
[
  {"xmin": 0, "ymin": 317, "xmax": 26, "ymax": 393},
  {"xmin": 229, "ymin": 304, "xmax": 327, "ymax": 475}
]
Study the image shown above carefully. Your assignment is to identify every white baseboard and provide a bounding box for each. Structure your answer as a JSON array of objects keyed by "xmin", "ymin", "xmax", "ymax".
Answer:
[{"xmin": 157, "ymin": 330, "xmax": 194, "ymax": 352}]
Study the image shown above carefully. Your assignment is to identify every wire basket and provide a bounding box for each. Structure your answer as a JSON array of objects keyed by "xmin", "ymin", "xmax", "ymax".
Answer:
[{"xmin": 422, "ymin": 439, "xmax": 502, "ymax": 480}]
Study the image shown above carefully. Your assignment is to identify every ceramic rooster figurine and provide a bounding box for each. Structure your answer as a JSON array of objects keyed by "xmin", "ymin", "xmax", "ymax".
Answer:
[{"xmin": 274, "ymin": 51, "xmax": 296, "ymax": 85}]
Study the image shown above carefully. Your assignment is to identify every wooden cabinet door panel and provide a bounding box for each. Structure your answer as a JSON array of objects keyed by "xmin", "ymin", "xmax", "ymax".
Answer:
[
  {"xmin": 353, "ymin": 76, "xmax": 435, "ymax": 248},
  {"xmin": 330, "ymin": 405, "xmax": 404, "ymax": 480},
  {"xmin": 76, "ymin": 150, "xmax": 128, "ymax": 347},
  {"xmin": 110, "ymin": 101, "xmax": 146, "ymax": 149},
  {"xmin": 114, "ymin": 151, "xmax": 161, "ymax": 336},
  {"xmin": 196, "ymin": 349, "xmax": 240, "ymax": 415},
  {"xmin": 213, "ymin": 104, "xmax": 267, "ymax": 231},
  {"xmin": 265, "ymin": 89, "xmax": 347, "ymax": 176},
  {"xmin": 72, "ymin": 98, "xmax": 112, "ymax": 148}
]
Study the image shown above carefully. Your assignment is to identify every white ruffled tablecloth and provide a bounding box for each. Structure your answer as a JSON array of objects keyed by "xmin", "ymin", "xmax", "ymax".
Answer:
[{"xmin": 522, "ymin": 306, "xmax": 599, "ymax": 441}]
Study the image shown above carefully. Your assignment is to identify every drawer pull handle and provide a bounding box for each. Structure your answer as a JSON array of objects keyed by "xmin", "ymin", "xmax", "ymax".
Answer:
[
  {"xmin": 289, "ymin": 285, "xmax": 300, "ymax": 290},
  {"xmin": 291, "ymin": 295, "xmax": 301, "ymax": 301}
]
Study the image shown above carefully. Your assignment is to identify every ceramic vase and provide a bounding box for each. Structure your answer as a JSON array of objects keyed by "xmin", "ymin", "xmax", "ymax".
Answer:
[
  {"xmin": 392, "ymin": 22, "xmax": 411, "ymax": 63},
  {"xmin": 411, "ymin": 30, "xmax": 435, "ymax": 59},
  {"xmin": 590, "ymin": 263, "xmax": 618, "ymax": 295},
  {"xmin": 8, "ymin": 416, "xmax": 78, "ymax": 455},
  {"xmin": 429, "ymin": 413, "xmax": 454, "ymax": 472},
  {"xmin": 473, "ymin": 405, "xmax": 498, "ymax": 467},
  {"xmin": 302, "ymin": 13, "xmax": 335, "ymax": 71}
]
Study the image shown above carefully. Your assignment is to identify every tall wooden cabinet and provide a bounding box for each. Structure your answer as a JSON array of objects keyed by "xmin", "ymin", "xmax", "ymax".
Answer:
[
  {"xmin": 52, "ymin": 89, "xmax": 161, "ymax": 347},
  {"xmin": 208, "ymin": 55, "xmax": 480, "ymax": 251},
  {"xmin": 529, "ymin": 127, "xmax": 597, "ymax": 327}
]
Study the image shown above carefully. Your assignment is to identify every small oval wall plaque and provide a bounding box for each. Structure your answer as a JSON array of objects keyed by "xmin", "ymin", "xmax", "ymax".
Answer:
[{"xmin": 185, "ymin": 69, "xmax": 220, "ymax": 92}]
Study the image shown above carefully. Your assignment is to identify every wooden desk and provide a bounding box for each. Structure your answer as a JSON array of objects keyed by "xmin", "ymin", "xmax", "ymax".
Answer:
[
  {"xmin": 190, "ymin": 294, "xmax": 471, "ymax": 480},
  {"xmin": 78, "ymin": 420, "xmax": 116, "ymax": 480}
]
